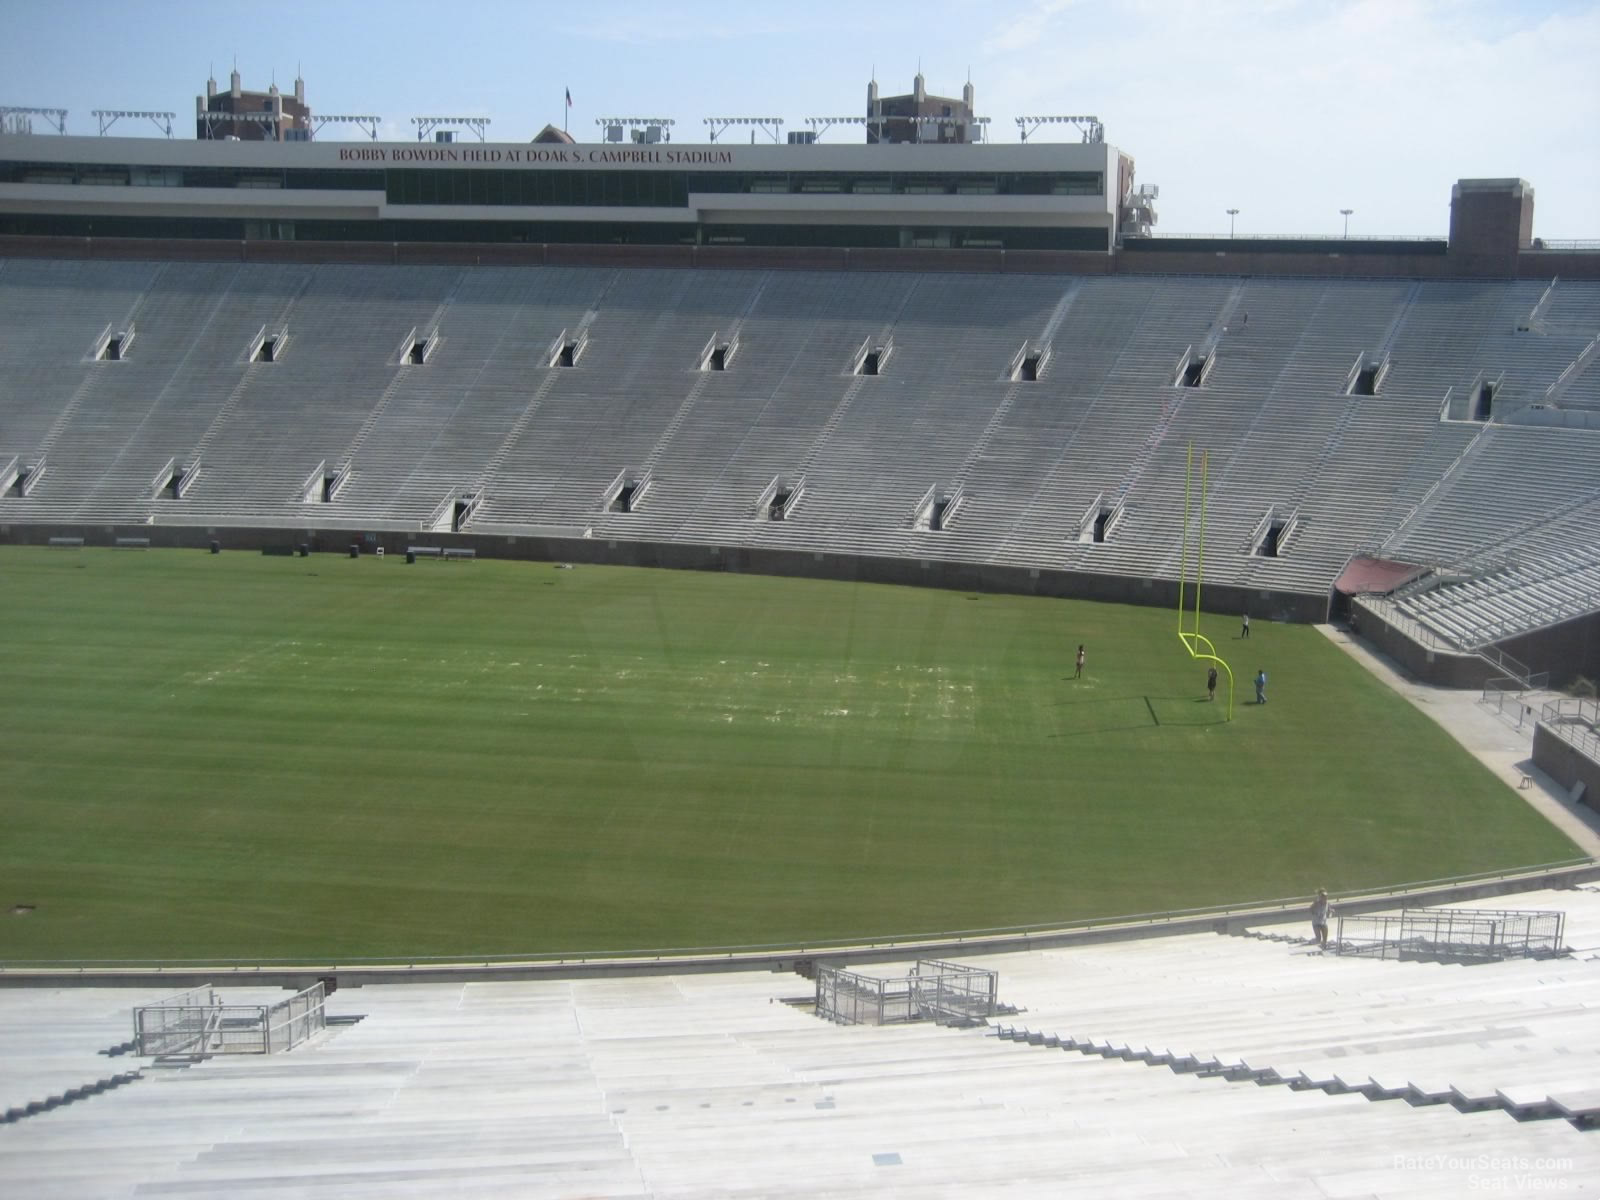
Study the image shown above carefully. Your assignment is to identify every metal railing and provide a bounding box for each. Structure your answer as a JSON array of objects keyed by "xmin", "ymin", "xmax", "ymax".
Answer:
[
  {"xmin": 1334, "ymin": 907, "xmax": 1565, "ymax": 961},
  {"xmin": 1352, "ymin": 595, "xmax": 1455, "ymax": 652},
  {"xmin": 1482, "ymin": 673, "xmax": 1552, "ymax": 728},
  {"xmin": 133, "ymin": 982, "xmax": 326, "ymax": 1056},
  {"xmin": 815, "ymin": 959, "xmax": 997, "ymax": 1026},
  {"xmin": 1541, "ymin": 697, "xmax": 1600, "ymax": 761}
]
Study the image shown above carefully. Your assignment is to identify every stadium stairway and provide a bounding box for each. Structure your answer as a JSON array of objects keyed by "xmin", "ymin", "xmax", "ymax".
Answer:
[
  {"xmin": 974, "ymin": 888, "xmax": 1600, "ymax": 1139},
  {"xmin": 1, "ymin": 1070, "xmax": 144, "ymax": 1126}
]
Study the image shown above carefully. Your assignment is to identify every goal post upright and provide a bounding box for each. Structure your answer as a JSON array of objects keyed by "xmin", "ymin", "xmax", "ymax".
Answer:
[{"xmin": 1177, "ymin": 443, "xmax": 1234, "ymax": 720}]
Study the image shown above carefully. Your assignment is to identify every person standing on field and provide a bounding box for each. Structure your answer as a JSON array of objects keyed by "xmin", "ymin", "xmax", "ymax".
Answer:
[
  {"xmin": 1206, "ymin": 665, "xmax": 1218, "ymax": 701},
  {"xmin": 1254, "ymin": 668, "xmax": 1267, "ymax": 704},
  {"xmin": 1241, "ymin": 612, "xmax": 1251, "ymax": 639},
  {"xmin": 1074, "ymin": 644, "xmax": 1086, "ymax": 679}
]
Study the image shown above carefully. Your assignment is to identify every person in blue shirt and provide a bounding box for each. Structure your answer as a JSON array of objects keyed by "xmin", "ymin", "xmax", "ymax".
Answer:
[{"xmin": 1254, "ymin": 668, "xmax": 1267, "ymax": 704}]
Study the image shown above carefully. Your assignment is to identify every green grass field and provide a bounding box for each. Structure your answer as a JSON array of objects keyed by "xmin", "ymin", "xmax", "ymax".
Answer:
[{"xmin": 0, "ymin": 547, "xmax": 1579, "ymax": 962}]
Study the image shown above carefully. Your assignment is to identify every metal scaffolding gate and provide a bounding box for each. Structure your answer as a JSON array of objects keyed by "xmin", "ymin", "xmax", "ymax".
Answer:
[
  {"xmin": 814, "ymin": 959, "xmax": 998, "ymax": 1026},
  {"xmin": 1335, "ymin": 907, "xmax": 1565, "ymax": 962},
  {"xmin": 133, "ymin": 982, "xmax": 327, "ymax": 1056}
]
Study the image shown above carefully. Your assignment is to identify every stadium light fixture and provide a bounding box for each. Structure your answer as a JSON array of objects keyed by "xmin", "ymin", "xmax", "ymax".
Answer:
[
  {"xmin": 1015, "ymin": 115, "xmax": 1103, "ymax": 144},
  {"xmin": 1340, "ymin": 208, "xmax": 1353, "ymax": 238},
  {"xmin": 412, "ymin": 116, "xmax": 491, "ymax": 142},
  {"xmin": 804, "ymin": 116, "xmax": 883, "ymax": 141},
  {"xmin": 805, "ymin": 114, "xmax": 990, "ymax": 143},
  {"xmin": 197, "ymin": 111, "xmax": 285, "ymax": 139},
  {"xmin": 595, "ymin": 117, "xmax": 675, "ymax": 144},
  {"xmin": 93, "ymin": 110, "xmax": 176, "ymax": 138},
  {"xmin": 0, "ymin": 105, "xmax": 68, "ymax": 134},
  {"xmin": 704, "ymin": 117, "xmax": 784, "ymax": 144},
  {"xmin": 314, "ymin": 115, "xmax": 384, "ymax": 142},
  {"xmin": 1227, "ymin": 208, "xmax": 1240, "ymax": 238}
]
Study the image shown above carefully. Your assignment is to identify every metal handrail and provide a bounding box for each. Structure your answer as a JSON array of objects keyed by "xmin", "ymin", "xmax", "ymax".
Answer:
[{"xmin": 1540, "ymin": 697, "xmax": 1600, "ymax": 760}]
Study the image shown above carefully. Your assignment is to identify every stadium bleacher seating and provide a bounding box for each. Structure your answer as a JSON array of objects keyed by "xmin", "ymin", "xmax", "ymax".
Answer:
[{"xmin": 2, "ymin": 259, "xmax": 1597, "ymax": 634}]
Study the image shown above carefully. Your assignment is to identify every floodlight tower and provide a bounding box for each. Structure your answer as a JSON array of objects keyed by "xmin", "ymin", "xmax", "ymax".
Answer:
[
  {"xmin": 705, "ymin": 117, "xmax": 784, "ymax": 144},
  {"xmin": 0, "ymin": 106, "xmax": 68, "ymax": 134},
  {"xmin": 197, "ymin": 111, "xmax": 282, "ymax": 138},
  {"xmin": 1340, "ymin": 208, "xmax": 1354, "ymax": 238},
  {"xmin": 1227, "ymin": 208, "xmax": 1240, "ymax": 237},
  {"xmin": 412, "ymin": 116, "xmax": 490, "ymax": 142},
  {"xmin": 1015, "ymin": 115, "xmax": 1103, "ymax": 144},
  {"xmin": 314, "ymin": 115, "xmax": 383, "ymax": 141},
  {"xmin": 594, "ymin": 117, "xmax": 674, "ymax": 144},
  {"xmin": 805, "ymin": 115, "xmax": 882, "ymax": 141},
  {"xmin": 93, "ymin": 110, "xmax": 176, "ymax": 138}
]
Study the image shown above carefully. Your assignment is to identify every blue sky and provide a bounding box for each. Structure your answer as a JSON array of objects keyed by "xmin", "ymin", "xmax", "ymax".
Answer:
[{"xmin": 2, "ymin": 0, "xmax": 1596, "ymax": 237}]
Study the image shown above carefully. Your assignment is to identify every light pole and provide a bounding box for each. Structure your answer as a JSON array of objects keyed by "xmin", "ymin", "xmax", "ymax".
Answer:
[
  {"xmin": 1340, "ymin": 208, "xmax": 1353, "ymax": 238},
  {"xmin": 1226, "ymin": 208, "xmax": 1239, "ymax": 238}
]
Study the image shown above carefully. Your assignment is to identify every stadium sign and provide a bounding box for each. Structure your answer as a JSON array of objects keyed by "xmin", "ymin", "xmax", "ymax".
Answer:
[{"xmin": 339, "ymin": 146, "xmax": 737, "ymax": 166}]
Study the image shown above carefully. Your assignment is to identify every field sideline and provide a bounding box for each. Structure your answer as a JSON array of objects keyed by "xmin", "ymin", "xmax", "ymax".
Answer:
[{"xmin": 0, "ymin": 548, "xmax": 1578, "ymax": 961}]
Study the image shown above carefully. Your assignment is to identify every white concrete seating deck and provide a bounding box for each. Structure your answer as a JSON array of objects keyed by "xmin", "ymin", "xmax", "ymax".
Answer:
[
  {"xmin": 5, "ymin": 259, "xmax": 1600, "ymax": 612},
  {"xmin": 0, "ymin": 986, "xmax": 154, "ymax": 1121},
  {"xmin": 980, "ymin": 888, "xmax": 1600, "ymax": 1141},
  {"xmin": 4, "ymin": 888, "xmax": 1600, "ymax": 1197}
]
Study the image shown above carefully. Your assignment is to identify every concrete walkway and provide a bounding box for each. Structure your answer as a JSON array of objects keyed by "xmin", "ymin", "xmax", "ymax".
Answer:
[{"xmin": 1317, "ymin": 622, "xmax": 1600, "ymax": 858}]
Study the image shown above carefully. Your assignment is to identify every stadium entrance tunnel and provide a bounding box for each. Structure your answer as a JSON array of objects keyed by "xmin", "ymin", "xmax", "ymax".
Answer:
[
  {"xmin": 1346, "ymin": 354, "xmax": 1388, "ymax": 396},
  {"xmin": 606, "ymin": 469, "xmax": 652, "ymax": 514},
  {"xmin": 248, "ymin": 325, "xmax": 288, "ymax": 363},
  {"xmin": 1009, "ymin": 342, "xmax": 1051, "ymax": 382},
  {"xmin": 851, "ymin": 337, "xmax": 892, "ymax": 377},
  {"xmin": 1078, "ymin": 493, "xmax": 1123, "ymax": 543},
  {"xmin": 759, "ymin": 475, "xmax": 804, "ymax": 522},
  {"xmin": 91, "ymin": 324, "xmax": 135, "ymax": 362},
  {"xmin": 1472, "ymin": 377, "xmax": 1500, "ymax": 421},
  {"xmin": 1248, "ymin": 507, "xmax": 1299, "ymax": 558},
  {"xmin": 1174, "ymin": 348, "xmax": 1213, "ymax": 389},
  {"xmin": 913, "ymin": 484, "xmax": 964, "ymax": 532},
  {"xmin": 399, "ymin": 327, "xmax": 437, "ymax": 366},
  {"xmin": 8, "ymin": 458, "xmax": 46, "ymax": 497},
  {"xmin": 548, "ymin": 329, "xmax": 588, "ymax": 368},
  {"xmin": 699, "ymin": 333, "xmax": 738, "ymax": 372}
]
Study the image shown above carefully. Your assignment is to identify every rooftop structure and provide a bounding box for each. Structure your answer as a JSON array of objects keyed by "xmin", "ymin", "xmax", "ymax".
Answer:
[
  {"xmin": 867, "ymin": 72, "xmax": 980, "ymax": 144},
  {"xmin": 196, "ymin": 68, "xmax": 310, "ymax": 142}
]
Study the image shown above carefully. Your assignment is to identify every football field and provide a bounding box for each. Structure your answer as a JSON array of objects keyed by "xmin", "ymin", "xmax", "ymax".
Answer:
[{"xmin": 0, "ymin": 548, "xmax": 1579, "ymax": 962}]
